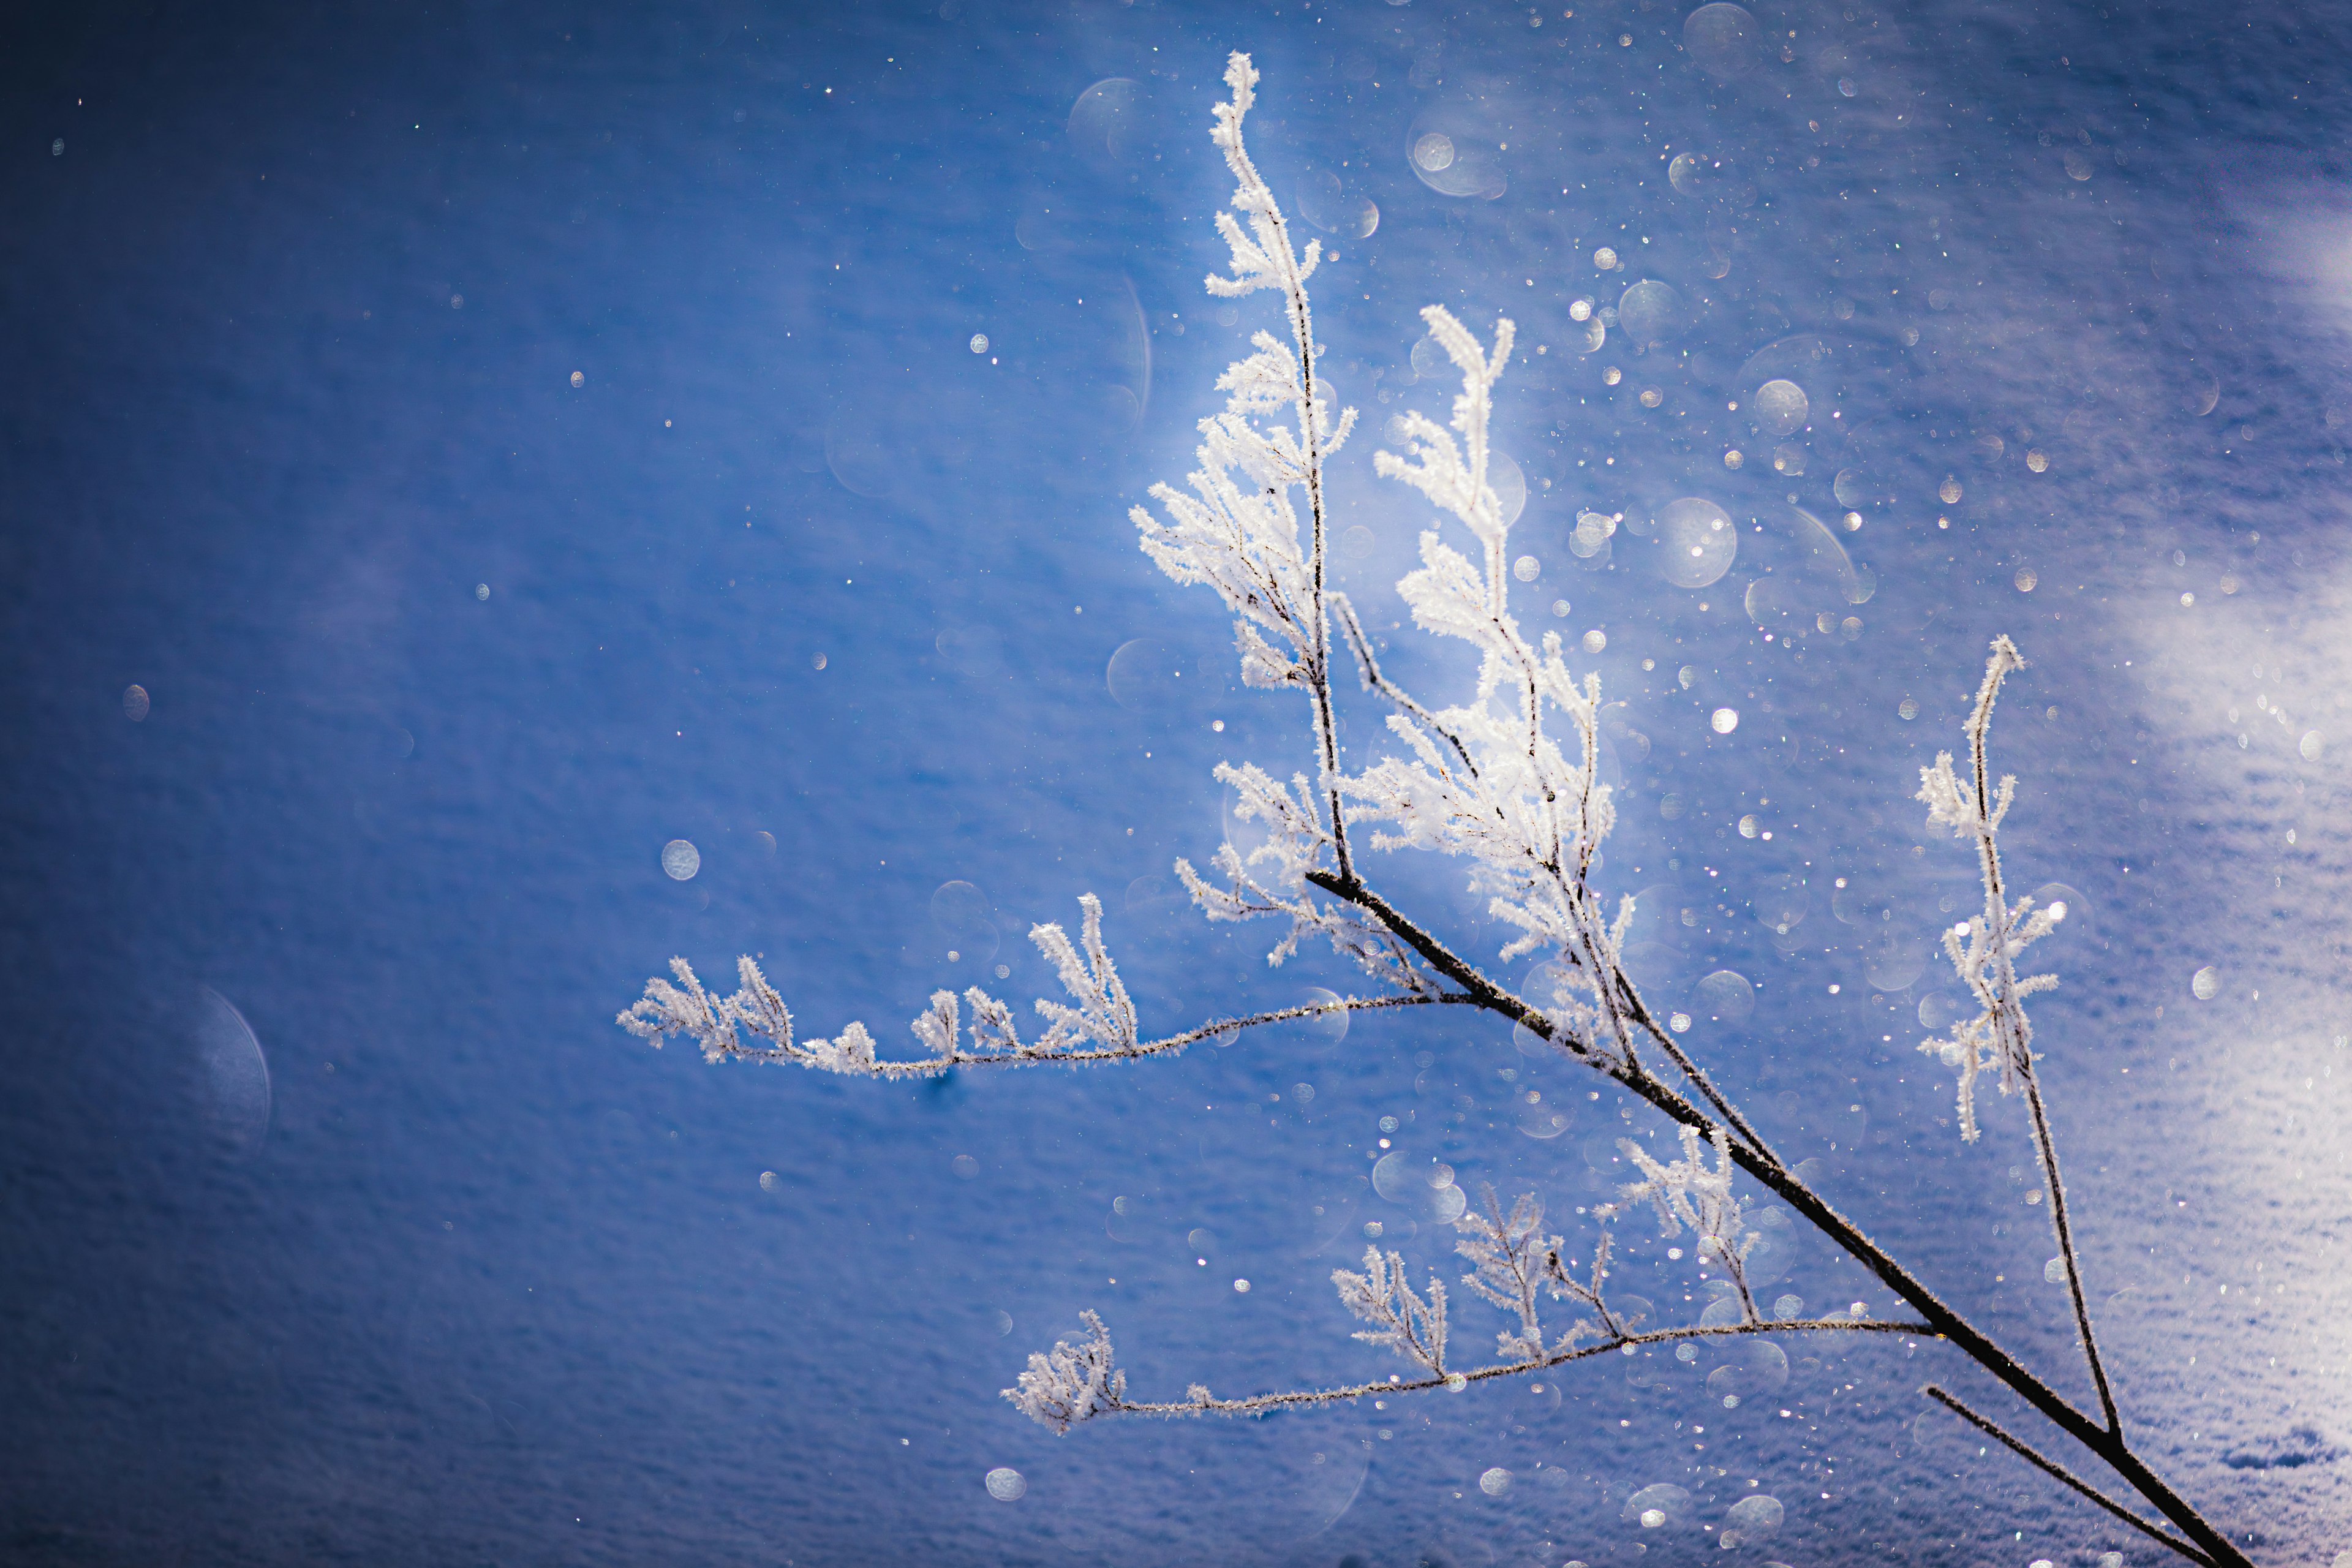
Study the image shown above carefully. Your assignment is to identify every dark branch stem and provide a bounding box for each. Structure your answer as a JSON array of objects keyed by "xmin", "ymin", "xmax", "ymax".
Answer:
[
  {"xmin": 1306, "ymin": 872, "xmax": 1586, "ymax": 1058},
  {"xmin": 1331, "ymin": 594, "xmax": 1480, "ymax": 780},
  {"xmin": 2021, "ymin": 1061, "xmax": 2120, "ymax": 1430},
  {"xmin": 1268, "ymin": 202, "xmax": 1352, "ymax": 887},
  {"xmin": 1923, "ymin": 1385, "xmax": 2215, "ymax": 1568},
  {"xmin": 1303, "ymin": 864, "xmax": 2252, "ymax": 1568},
  {"xmin": 1607, "ymin": 958, "xmax": 1780, "ymax": 1168}
]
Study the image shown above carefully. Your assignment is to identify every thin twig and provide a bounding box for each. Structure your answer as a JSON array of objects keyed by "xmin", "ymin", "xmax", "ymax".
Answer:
[
  {"xmin": 714, "ymin": 992, "xmax": 1476, "ymax": 1077},
  {"xmin": 1961, "ymin": 641, "xmax": 2121, "ymax": 1434},
  {"xmin": 1923, "ymin": 1385, "xmax": 2215, "ymax": 1568},
  {"xmin": 2021, "ymin": 1060, "xmax": 2117, "ymax": 1427},
  {"xmin": 1330, "ymin": 594, "xmax": 1480, "ymax": 779},
  {"xmin": 1613, "ymin": 979, "xmax": 1780, "ymax": 1170},
  {"xmin": 1275, "ymin": 193, "xmax": 1351, "ymax": 887},
  {"xmin": 1114, "ymin": 1317, "xmax": 1929, "ymax": 1419}
]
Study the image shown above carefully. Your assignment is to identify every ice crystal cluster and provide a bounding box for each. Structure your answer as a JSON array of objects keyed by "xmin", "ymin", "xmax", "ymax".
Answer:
[
  {"xmin": 1913, "ymin": 635, "xmax": 2065, "ymax": 1142},
  {"xmin": 1602, "ymin": 1125, "xmax": 1759, "ymax": 1319},
  {"xmin": 618, "ymin": 53, "xmax": 2261, "ymax": 1568},
  {"xmin": 620, "ymin": 893, "xmax": 1142, "ymax": 1073}
]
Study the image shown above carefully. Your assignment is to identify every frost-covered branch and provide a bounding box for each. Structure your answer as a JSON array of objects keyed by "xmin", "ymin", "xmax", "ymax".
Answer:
[
  {"xmin": 1916, "ymin": 636, "xmax": 2061, "ymax": 1142},
  {"xmin": 1140, "ymin": 51, "xmax": 1357, "ymax": 884},
  {"xmin": 620, "ymin": 54, "xmax": 2260, "ymax": 1568},
  {"xmin": 1600, "ymin": 1125, "xmax": 1763, "ymax": 1323},
  {"xmin": 1012, "ymin": 1159, "xmax": 1924, "ymax": 1431},
  {"xmin": 1015, "ymin": 1314, "xmax": 1921, "ymax": 1427},
  {"xmin": 1332, "ymin": 309, "xmax": 1773, "ymax": 1160},
  {"xmin": 1344, "ymin": 311, "xmax": 1634, "ymax": 1075},
  {"xmin": 1005, "ymin": 1160, "xmax": 1918, "ymax": 1432},
  {"xmin": 1333, "ymin": 1245, "xmax": 1450, "ymax": 1377},
  {"xmin": 1915, "ymin": 636, "xmax": 2118, "ymax": 1434},
  {"xmin": 1373, "ymin": 307, "xmax": 1517, "ymax": 562},
  {"xmin": 620, "ymin": 895, "xmax": 1475, "ymax": 1077}
]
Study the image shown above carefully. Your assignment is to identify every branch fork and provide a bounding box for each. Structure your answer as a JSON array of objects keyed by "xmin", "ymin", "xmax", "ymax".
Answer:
[{"xmin": 619, "ymin": 52, "xmax": 2256, "ymax": 1568}]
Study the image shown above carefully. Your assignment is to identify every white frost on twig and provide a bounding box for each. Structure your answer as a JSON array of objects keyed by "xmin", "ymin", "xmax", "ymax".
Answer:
[
  {"xmin": 1455, "ymin": 1186, "xmax": 1563, "ymax": 1360},
  {"xmin": 1340, "ymin": 306, "xmax": 1628, "ymax": 1061},
  {"xmin": 1203, "ymin": 53, "xmax": 1322, "ymax": 304},
  {"xmin": 1138, "ymin": 49, "xmax": 1351, "ymax": 700},
  {"xmin": 1175, "ymin": 762, "xmax": 1430, "ymax": 990},
  {"xmin": 1030, "ymin": 894, "xmax": 1139, "ymax": 1055},
  {"xmin": 1333, "ymin": 1245, "xmax": 1450, "ymax": 1376},
  {"xmin": 1916, "ymin": 636, "xmax": 2061, "ymax": 1142},
  {"xmin": 1133, "ymin": 337, "xmax": 1351, "ymax": 696},
  {"xmin": 1136, "ymin": 51, "xmax": 1399, "ymax": 983},
  {"xmin": 616, "ymin": 954, "xmax": 888, "ymax": 1072},
  {"xmin": 1602, "ymin": 1125, "xmax": 1760, "ymax": 1320},
  {"xmin": 1004, "ymin": 1310, "xmax": 1126, "ymax": 1434},
  {"xmin": 1373, "ymin": 306, "xmax": 1516, "ymax": 548},
  {"xmin": 617, "ymin": 897, "xmax": 1134, "ymax": 1071}
]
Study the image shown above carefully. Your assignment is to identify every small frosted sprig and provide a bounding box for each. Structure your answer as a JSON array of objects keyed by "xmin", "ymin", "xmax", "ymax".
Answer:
[
  {"xmin": 1136, "ymin": 54, "xmax": 1353, "ymax": 713},
  {"xmin": 618, "ymin": 954, "xmax": 883, "ymax": 1072},
  {"xmin": 1373, "ymin": 305, "xmax": 1517, "ymax": 546},
  {"xmin": 1600, "ymin": 1125, "xmax": 1759, "ymax": 1319},
  {"xmin": 1332, "ymin": 1245, "xmax": 1450, "ymax": 1376},
  {"xmin": 1920, "ymin": 902, "xmax": 2064, "ymax": 1141},
  {"xmin": 1204, "ymin": 53, "xmax": 1322, "ymax": 301},
  {"xmin": 1455, "ymin": 1186, "xmax": 1561, "ymax": 1360},
  {"xmin": 1031, "ymin": 894, "xmax": 1138, "ymax": 1055},
  {"xmin": 1004, "ymin": 1311, "xmax": 1126, "ymax": 1434},
  {"xmin": 1915, "ymin": 636, "xmax": 2060, "ymax": 1142},
  {"xmin": 622, "ymin": 898, "xmax": 1136, "ymax": 1073}
]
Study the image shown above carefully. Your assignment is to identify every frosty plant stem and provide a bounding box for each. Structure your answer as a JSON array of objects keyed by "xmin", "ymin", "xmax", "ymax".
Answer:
[{"xmin": 622, "ymin": 53, "xmax": 2252, "ymax": 1568}]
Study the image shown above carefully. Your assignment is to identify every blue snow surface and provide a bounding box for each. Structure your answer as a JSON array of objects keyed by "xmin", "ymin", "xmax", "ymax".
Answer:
[{"xmin": 2, "ymin": 0, "xmax": 2348, "ymax": 1563}]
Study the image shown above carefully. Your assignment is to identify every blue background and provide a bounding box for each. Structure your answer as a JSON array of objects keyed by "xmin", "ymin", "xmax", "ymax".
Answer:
[{"xmin": 4, "ymin": 0, "xmax": 2350, "ymax": 1562}]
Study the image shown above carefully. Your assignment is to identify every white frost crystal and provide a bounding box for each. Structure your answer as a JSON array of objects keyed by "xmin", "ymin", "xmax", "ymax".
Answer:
[
  {"xmin": 1005, "ymin": 1311, "xmax": 1125, "ymax": 1434},
  {"xmin": 1913, "ymin": 636, "xmax": 2062, "ymax": 1142}
]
